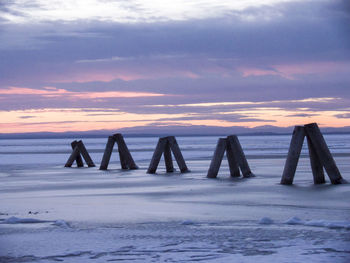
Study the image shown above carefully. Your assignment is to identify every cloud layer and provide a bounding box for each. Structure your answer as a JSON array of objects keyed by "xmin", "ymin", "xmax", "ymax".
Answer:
[{"xmin": 0, "ymin": 0, "xmax": 349, "ymax": 133}]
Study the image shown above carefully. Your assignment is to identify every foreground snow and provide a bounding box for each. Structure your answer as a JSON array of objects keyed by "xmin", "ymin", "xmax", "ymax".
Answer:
[
  {"xmin": 1, "ymin": 220, "xmax": 349, "ymax": 263},
  {"xmin": 0, "ymin": 157, "xmax": 349, "ymax": 262}
]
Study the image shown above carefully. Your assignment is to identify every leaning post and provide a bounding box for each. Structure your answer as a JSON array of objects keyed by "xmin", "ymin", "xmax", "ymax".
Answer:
[
  {"xmin": 228, "ymin": 135, "xmax": 254, "ymax": 177},
  {"xmin": 304, "ymin": 123, "xmax": 344, "ymax": 184},
  {"xmin": 147, "ymin": 138, "xmax": 167, "ymax": 174},
  {"xmin": 281, "ymin": 126, "xmax": 306, "ymax": 185},
  {"xmin": 207, "ymin": 138, "xmax": 227, "ymax": 178},
  {"xmin": 100, "ymin": 136, "xmax": 116, "ymax": 170},
  {"xmin": 306, "ymin": 135, "xmax": 325, "ymax": 184}
]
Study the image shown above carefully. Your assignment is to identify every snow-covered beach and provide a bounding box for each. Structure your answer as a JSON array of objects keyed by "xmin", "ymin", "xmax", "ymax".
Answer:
[{"xmin": 1, "ymin": 135, "xmax": 350, "ymax": 262}]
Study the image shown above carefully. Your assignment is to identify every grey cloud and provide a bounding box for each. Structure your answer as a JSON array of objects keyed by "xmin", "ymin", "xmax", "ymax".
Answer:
[
  {"xmin": 156, "ymin": 114, "xmax": 276, "ymax": 123},
  {"xmin": 0, "ymin": 74, "xmax": 349, "ymax": 113},
  {"xmin": 0, "ymin": 0, "xmax": 349, "ymax": 118},
  {"xmin": 286, "ymin": 113, "xmax": 317, "ymax": 118},
  {"xmin": 334, "ymin": 113, "xmax": 350, "ymax": 119},
  {"xmin": 19, "ymin": 115, "xmax": 36, "ymax": 119}
]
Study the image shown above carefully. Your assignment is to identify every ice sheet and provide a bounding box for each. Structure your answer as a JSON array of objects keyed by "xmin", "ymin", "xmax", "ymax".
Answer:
[{"xmin": 0, "ymin": 135, "xmax": 349, "ymax": 262}]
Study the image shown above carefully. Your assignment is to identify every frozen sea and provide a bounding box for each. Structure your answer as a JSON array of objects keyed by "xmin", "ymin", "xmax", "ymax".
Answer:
[{"xmin": 0, "ymin": 134, "xmax": 350, "ymax": 262}]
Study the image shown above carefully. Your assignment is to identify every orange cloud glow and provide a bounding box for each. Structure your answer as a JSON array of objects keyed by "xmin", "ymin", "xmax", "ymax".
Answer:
[
  {"xmin": 0, "ymin": 108, "xmax": 187, "ymax": 133},
  {"xmin": 0, "ymin": 105, "xmax": 348, "ymax": 133}
]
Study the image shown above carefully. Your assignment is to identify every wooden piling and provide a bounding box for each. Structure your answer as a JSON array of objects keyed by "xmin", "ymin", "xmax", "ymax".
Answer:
[
  {"xmin": 207, "ymin": 135, "xmax": 254, "ymax": 179},
  {"xmin": 65, "ymin": 146, "xmax": 80, "ymax": 167},
  {"xmin": 77, "ymin": 140, "xmax": 95, "ymax": 167},
  {"xmin": 65, "ymin": 140, "xmax": 95, "ymax": 168},
  {"xmin": 100, "ymin": 134, "xmax": 138, "ymax": 170},
  {"xmin": 168, "ymin": 136, "xmax": 189, "ymax": 173},
  {"xmin": 114, "ymin": 134, "xmax": 138, "ymax": 170},
  {"xmin": 207, "ymin": 138, "xmax": 227, "ymax": 178},
  {"xmin": 227, "ymin": 135, "xmax": 253, "ymax": 177},
  {"xmin": 306, "ymin": 135, "xmax": 325, "ymax": 184},
  {"xmin": 99, "ymin": 136, "xmax": 115, "ymax": 170},
  {"xmin": 118, "ymin": 149, "xmax": 129, "ymax": 169},
  {"xmin": 304, "ymin": 123, "xmax": 344, "ymax": 184},
  {"xmin": 71, "ymin": 140, "xmax": 83, "ymax": 167},
  {"xmin": 147, "ymin": 138, "xmax": 167, "ymax": 174},
  {"xmin": 226, "ymin": 138, "xmax": 240, "ymax": 177},
  {"xmin": 281, "ymin": 126, "xmax": 305, "ymax": 185},
  {"xmin": 147, "ymin": 136, "xmax": 189, "ymax": 174},
  {"xmin": 164, "ymin": 140, "xmax": 174, "ymax": 173}
]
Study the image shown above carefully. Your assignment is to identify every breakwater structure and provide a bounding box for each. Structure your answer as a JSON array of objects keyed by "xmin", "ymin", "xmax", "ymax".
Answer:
[
  {"xmin": 62, "ymin": 123, "xmax": 346, "ymax": 186},
  {"xmin": 207, "ymin": 135, "xmax": 254, "ymax": 178},
  {"xmin": 281, "ymin": 123, "xmax": 346, "ymax": 185},
  {"xmin": 65, "ymin": 140, "xmax": 95, "ymax": 168},
  {"xmin": 147, "ymin": 136, "xmax": 189, "ymax": 174},
  {"xmin": 99, "ymin": 133, "xmax": 138, "ymax": 170}
]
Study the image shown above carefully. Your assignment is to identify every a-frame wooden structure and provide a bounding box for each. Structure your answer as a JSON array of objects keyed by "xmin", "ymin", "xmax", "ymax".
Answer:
[
  {"xmin": 99, "ymin": 133, "xmax": 138, "ymax": 170},
  {"xmin": 281, "ymin": 123, "xmax": 346, "ymax": 185},
  {"xmin": 65, "ymin": 140, "xmax": 95, "ymax": 167},
  {"xmin": 147, "ymin": 136, "xmax": 189, "ymax": 174},
  {"xmin": 207, "ymin": 135, "xmax": 254, "ymax": 178}
]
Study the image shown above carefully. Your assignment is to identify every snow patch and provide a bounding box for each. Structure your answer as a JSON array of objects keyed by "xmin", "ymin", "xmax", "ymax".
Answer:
[
  {"xmin": 285, "ymin": 217, "xmax": 304, "ymax": 225},
  {"xmin": 181, "ymin": 220, "xmax": 197, "ymax": 225},
  {"xmin": 2, "ymin": 216, "xmax": 48, "ymax": 224},
  {"xmin": 258, "ymin": 217, "xmax": 350, "ymax": 230},
  {"xmin": 304, "ymin": 220, "xmax": 350, "ymax": 230},
  {"xmin": 52, "ymin": 220, "xmax": 71, "ymax": 228},
  {"xmin": 259, "ymin": 217, "xmax": 274, "ymax": 225},
  {"xmin": 285, "ymin": 217, "xmax": 350, "ymax": 230}
]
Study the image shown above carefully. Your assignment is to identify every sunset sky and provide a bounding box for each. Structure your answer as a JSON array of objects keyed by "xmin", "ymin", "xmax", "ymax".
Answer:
[{"xmin": 0, "ymin": 0, "xmax": 349, "ymax": 133}]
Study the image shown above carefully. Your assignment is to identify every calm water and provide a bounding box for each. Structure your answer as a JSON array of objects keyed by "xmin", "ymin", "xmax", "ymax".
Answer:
[{"xmin": 0, "ymin": 134, "xmax": 349, "ymax": 168}]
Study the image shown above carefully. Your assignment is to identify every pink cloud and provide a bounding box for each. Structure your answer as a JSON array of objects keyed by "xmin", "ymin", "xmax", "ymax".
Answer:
[
  {"xmin": 0, "ymin": 86, "xmax": 165, "ymax": 99},
  {"xmin": 238, "ymin": 67, "xmax": 279, "ymax": 78},
  {"xmin": 274, "ymin": 61, "xmax": 350, "ymax": 77},
  {"xmin": 51, "ymin": 72, "xmax": 143, "ymax": 83},
  {"xmin": 48, "ymin": 68, "xmax": 201, "ymax": 83},
  {"xmin": 0, "ymin": 86, "xmax": 68, "ymax": 96},
  {"xmin": 238, "ymin": 61, "xmax": 350, "ymax": 79}
]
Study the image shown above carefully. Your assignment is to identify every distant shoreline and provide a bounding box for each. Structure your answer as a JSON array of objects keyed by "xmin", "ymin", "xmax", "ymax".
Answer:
[{"xmin": 1, "ymin": 131, "xmax": 350, "ymax": 139}]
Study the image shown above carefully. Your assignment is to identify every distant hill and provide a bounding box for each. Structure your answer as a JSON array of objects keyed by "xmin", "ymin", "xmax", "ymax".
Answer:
[{"xmin": 0, "ymin": 125, "xmax": 349, "ymax": 139}]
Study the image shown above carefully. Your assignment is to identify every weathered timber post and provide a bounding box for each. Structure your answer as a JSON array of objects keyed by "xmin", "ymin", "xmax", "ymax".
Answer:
[
  {"xmin": 226, "ymin": 137, "xmax": 240, "ymax": 177},
  {"xmin": 281, "ymin": 123, "xmax": 346, "ymax": 185},
  {"xmin": 71, "ymin": 140, "xmax": 83, "ymax": 167},
  {"xmin": 164, "ymin": 140, "xmax": 174, "ymax": 173},
  {"xmin": 100, "ymin": 136, "xmax": 115, "ymax": 170},
  {"xmin": 114, "ymin": 134, "xmax": 138, "ymax": 170},
  {"xmin": 168, "ymin": 136, "xmax": 189, "ymax": 173},
  {"xmin": 65, "ymin": 145, "xmax": 81, "ymax": 167},
  {"xmin": 306, "ymin": 135, "xmax": 325, "ymax": 184},
  {"xmin": 99, "ymin": 133, "xmax": 138, "ymax": 170},
  {"xmin": 207, "ymin": 138, "xmax": 227, "ymax": 178},
  {"xmin": 281, "ymin": 126, "xmax": 305, "ymax": 185},
  {"xmin": 227, "ymin": 135, "xmax": 253, "ymax": 177},
  {"xmin": 76, "ymin": 140, "xmax": 95, "ymax": 167},
  {"xmin": 304, "ymin": 123, "xmax": 345, "ymax": 184},
  {"xmin": 147, "ymin": 137, "xmax": 167, "ymax": 174},
  {"xmin": 147, "ymin": 136, "xmax": 189, "ymax": 174},
  {"xmin": 207, "ymin": 135, "xmax": 254, "ymax": 178},
  {"xmin": 65, "ymin": 140, "xmax": 95, "ymax": 167}
]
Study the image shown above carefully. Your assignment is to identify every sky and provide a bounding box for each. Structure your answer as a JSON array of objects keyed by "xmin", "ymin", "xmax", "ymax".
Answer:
[{"xmin": 0, "ymin": 0, "xmax": 349, "ymax": 133}]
